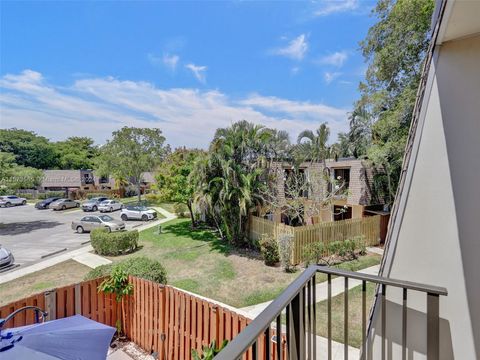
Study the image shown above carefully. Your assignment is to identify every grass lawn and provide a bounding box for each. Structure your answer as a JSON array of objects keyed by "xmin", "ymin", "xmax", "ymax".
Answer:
[
  {"xmin": 105, "ymin": 218, "xmax": 382, "ymax": 309},
  {"xmin": 315, "ymin": 282, "xmax": 376, "ymax": 348},
  {"xmin": 0, "ymin": 260, "xmax": 91, "ymax": 306},
  {"xmin": 0, "ymin": 218, "xmax": 381, "ymax": 311}
]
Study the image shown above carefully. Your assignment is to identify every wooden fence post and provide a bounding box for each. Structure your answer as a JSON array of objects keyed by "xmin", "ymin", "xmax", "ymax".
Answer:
[
  {"xmin": 44, "ymin": 290, "xmax": 56, "ymax": 321},
  {"xmin": 74, "ymin": 284, "xmax": 82, "ymax": 315}
]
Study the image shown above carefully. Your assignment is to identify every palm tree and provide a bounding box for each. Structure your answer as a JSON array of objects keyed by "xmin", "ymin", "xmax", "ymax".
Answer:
[
  {"xmin": 193, "ymin": 121, "xmax": 270, "ymax": 246},
  {"xmin": 347, "ymin": 106, "xmax": 372, "ymax": 158},
  {"xmin": 295, "ymin": 122, "xmax": 332, "ymax": 165}
]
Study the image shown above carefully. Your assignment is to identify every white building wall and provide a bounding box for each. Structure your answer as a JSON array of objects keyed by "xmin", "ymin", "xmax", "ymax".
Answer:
[{"xmin": 368, "ymin": 34, "xmax": 480, "ymax": 360}]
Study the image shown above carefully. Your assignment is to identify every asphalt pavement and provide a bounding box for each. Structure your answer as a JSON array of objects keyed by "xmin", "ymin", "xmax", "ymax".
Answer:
[{"xmin": 0, "ymin": 203, "xmax": 144, "ymax": 269}]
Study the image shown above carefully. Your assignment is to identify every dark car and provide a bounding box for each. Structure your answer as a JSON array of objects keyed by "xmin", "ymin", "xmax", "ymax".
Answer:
[
  {"xmin": 0, "ymin": 246, "xmax": 14, "ymax": 268},
  {"xmin": 35, "ymin": 197, "xmax": 61, "ymax": 209}
]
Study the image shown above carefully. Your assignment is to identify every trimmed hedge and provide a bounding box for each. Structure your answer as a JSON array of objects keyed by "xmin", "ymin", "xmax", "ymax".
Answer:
[
  {"xmin": 85, "ymin": 256, "xmax": 167, "ymax": 284},
  {"xmin": 91, "ymin": 228, "xmax": 139, "ymax": 256}
]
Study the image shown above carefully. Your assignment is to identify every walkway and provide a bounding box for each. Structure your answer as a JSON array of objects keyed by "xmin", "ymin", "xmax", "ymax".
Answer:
[{"xmin": 240, "ymin": 264, "xmax": 380, "ymax": 318}]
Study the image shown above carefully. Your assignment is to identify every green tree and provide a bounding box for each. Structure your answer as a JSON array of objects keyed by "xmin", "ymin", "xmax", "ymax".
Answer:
[
  {"xmin": 0, "ymin": 152, "xmax": 16, "ymax": 182},
  {"xmin": 0, "ymin": 129, "xmax": 58, "ymax": 169},
  {"xmin": 295, "ymin": 123, "xmax": 332, "ymax": 165},
  {"xmin": 352, "ymin": 0, "xmax": 434, "ymax": 203},
  {"xmin": 95, "ymin": 127, "xmax": 168, "ymax": 202},
  {"xmin": 54, "ymin": 137, "xmax": 98, "ymax": 169},
  {"xmin": 193, "ymin": 121, "xmax": 270, "ymax": 246},
  {"xmin": 155, "ymin": 148, "xmax": 205, "ymax": 226},
  {"xmin": 6, "ymin": 166, "xmax": 44, "ymax": 190}
]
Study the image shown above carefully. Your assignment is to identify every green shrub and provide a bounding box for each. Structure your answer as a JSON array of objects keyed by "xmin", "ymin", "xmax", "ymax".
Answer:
[
  {"xmin": 259, "ymin": 235, "xmax": 280, "ymax": 266},
  {"xmin": 90, "ymin": 228, "xmax": 139, "ymax": 256},
  {"xmin": 16, "ymin": 192, "xmax": 34, "ymax": 199},
  {"xmin": 85, "ymin": 256, "xmax": 168, "ymax": 284},
  {"xmin": 144, "ymin": 192, "xmax": 162, "ymax": 204},
  {"xmin": 0, "ymin": 186, "xmax": 14, "ymax": 196},
  {"xmin": 173, "ymin": 203, "xmax": 189, "ymax": 217},
  {"xmin": 303, "ymin": 242, "xmax": 326, "ymax": 266},
  {"xmin": 192, "ymin": 340, "xmax": 228, "ymax": 360}
]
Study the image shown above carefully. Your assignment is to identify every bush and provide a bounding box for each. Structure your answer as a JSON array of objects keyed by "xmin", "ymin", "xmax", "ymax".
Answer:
[
  {"xmin": 85, "ymin": 256, "xmax": 168, "ymax": 284},
  {"xmin": 303, "ymin": 242, "xmax": 325, "ymax": 266},
  {"xmin": 16, "ymin": 192, "xmax": 34, "ymax": 199},
  {"xmin": 90, "ymin": 228, "xmax": 139, "ymax": 256},
  {"xmin": 124, "ymin": 186, "xmax": 139, "ymax": 198},
  {"xmin": 259, "ymin": 235, "xmax": 280, "ymax": 266},
  {"xmin": 173, "ymin": 203, "xmax": 189, "ymax": 218},
  {"xmin": 0, "ymin": 186, "xmax": 14, "ymax": 196},
  {"xmin": 303, "ymin": 236, "xmax": 367, "ymax": 266},
  {"xmin": 278, "ymin": 233, "xmax": 296, "ymax": 273},
  {"xmin": 144, "ymin": 192, "xmax": 162, "ymax": 203}
]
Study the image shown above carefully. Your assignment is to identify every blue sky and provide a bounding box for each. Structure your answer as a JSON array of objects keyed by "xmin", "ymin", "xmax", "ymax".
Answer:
[{"xmin": 0, "ymin": 0, "xmax": 376, "ymax": 148}]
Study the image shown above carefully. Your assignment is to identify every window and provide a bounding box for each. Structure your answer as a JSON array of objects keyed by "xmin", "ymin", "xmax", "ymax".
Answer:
[{"xmin": 330, "ymin": 168, "xmax": 350, "ymax": 196}]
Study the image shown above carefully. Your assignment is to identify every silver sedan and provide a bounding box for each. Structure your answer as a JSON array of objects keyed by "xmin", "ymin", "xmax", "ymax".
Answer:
[
  {"xmin": 71, "ymin": 215, "xmax": 126, "ymax": 233},
  {"xmin": 50, "ymin": 198, "xmax": 80, "ymax": 211}
]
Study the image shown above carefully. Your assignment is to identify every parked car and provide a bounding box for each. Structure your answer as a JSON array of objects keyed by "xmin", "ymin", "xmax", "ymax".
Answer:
[
  {"xmin": 120, "ymin": 205, "xmax": 157, "ymax": 221},
  {"xmin": 50, "ymin": 198, "xmax": 80, "ymax": 211},
  {"xmin": 35, "ymin": 197, "xmax": 61, "ymax": 209},
  {"xmin": 71, "ymin": 215, "xmax": 126, "ymax": 233},
  {"xmin": 98, "ymin": 200, "xmax": 123, "ymax": 213},
  {"xmin": 0, "ymin": 246, "xmax": 14, "ymax": 268},
  {"xmin": 81, "ymin": 197, "xmax": 109, "ymax": 212},
  {"xmin": 0, "ymin": 195, "xmax": 27, "ymax": 207}
]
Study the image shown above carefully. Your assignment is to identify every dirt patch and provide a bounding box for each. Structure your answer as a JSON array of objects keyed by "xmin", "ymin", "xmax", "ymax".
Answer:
[{"xmin": 0, "ymin": 260, "xmax": 91, "ymax": 306}]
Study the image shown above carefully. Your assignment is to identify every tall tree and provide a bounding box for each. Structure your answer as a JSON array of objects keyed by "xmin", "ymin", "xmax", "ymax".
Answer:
[
  {"xmin": 95, "ymin": 127, "xmax": 168, "ymax": 202},
  {"xmin": 156, "ymin": 148, "xmax": 205, "ymax": 227},
  {"xmin": 193, "ymin": 121, "xmax": 270, "ymax": 246},
  {"xmin": 54, "ymin": 137, "xmax": 98, "ymax": 169},
  {"xmin": 295, "ymin": 123, "xmax": 332, "ymax": 165},
  {"xmin": 353, "ymin": 0, "xmax": 434, "ymax": 204},
  {"xmin": 0, "ymin": 129, "xmax": 58, "ymax": 169}
]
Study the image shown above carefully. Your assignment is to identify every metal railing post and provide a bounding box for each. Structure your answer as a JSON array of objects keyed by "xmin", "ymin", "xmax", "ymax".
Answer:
[
  {"xmin": 291, "ymin": 289, "xmax": 304, "ymax": 360},
  {"xmin": 427, "ymin": 293, "xmax": 439, "ymax": 360}
]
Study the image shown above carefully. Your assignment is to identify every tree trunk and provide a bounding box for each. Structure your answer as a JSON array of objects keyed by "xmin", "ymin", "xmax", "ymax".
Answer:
[
  {"xmin": 186, "ymin": 199, "xmax": 196, "ymax": 228},
  {"xmin": 137, "ymin": 181, "xmax": 141, "ymax": 203}
]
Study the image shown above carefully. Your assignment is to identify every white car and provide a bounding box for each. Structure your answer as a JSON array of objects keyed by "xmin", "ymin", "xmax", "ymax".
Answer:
[
  {"xmin": 0, "ymin": 195, "xmax": 27, "ymax": 207},
  {"xmin": 120, "ymin": 205, "xmax": 157, "ymax": 221},
  {"xmin": 98, "ymin": 200, "xmax": 123, "ymax": 213}
]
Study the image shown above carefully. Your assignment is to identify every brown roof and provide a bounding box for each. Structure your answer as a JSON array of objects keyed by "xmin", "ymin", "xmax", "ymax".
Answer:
[
  {"xmin": 41, "ymin": 170, "xmax": 83, "ymax": 188},
  {"xmin": 141, "ymin": 172, "xmax": 156, "ymax": 184}
]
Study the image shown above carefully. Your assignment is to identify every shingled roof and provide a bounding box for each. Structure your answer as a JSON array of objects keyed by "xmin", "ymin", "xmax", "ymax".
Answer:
[{"xmin": 41, "ymin": 170, "xmax": 83, "ymax": 188}]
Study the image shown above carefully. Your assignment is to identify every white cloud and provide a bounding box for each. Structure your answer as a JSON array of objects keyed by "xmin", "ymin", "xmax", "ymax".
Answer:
[
  {"xmin": 324, "ymin": 71, "xmax": 341, "ymax": 84},
  {"xmin": 317, "ymin": 51, "xmax": 348, "ymax": 67},
  {"xmin": 314, "ymin": 0, "xmax": 359, "ymax": 16},
  {"xmin": 162, "ymin": 53, "xmax": 179, "ymax": 71},
  {"xmin": 185, "ymin": 63, "xmax": 207, "ymax": 83},
  {"xmin": 148, "ymin": 53, "xmax": 180, "ymax": 71},
  {"xmin": 0, "ymin": 70, "xmax": 349, "ymax": 148},
  {"xmin": 272, "ymin": 34, "xmax": 308, "ymax": 61}
]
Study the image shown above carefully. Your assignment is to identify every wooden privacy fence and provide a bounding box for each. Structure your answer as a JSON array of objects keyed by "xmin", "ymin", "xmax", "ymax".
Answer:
[
  {"xmin": 249, "ymin": 215, "xmax": 381, "ymax": 264},
  {"xmin": 0, "ymin": 277, "xmax": 285, "ymax": 360}
]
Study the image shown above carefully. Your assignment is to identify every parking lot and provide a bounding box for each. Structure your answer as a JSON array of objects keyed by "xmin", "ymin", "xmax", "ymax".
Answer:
[{"xmin": 0, "ymin": 204, "xmax": 145, "ymax": 269}]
